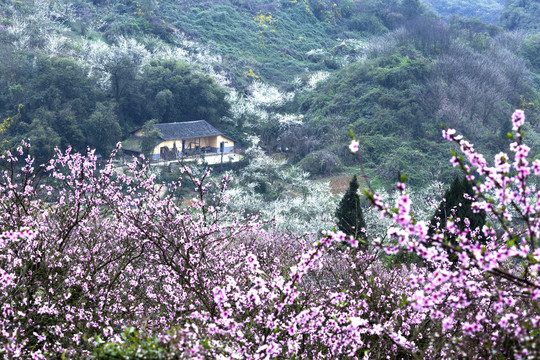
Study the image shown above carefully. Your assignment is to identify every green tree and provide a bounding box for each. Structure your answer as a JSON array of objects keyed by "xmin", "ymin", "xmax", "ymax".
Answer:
[
  {"xmin": 501, "ymin": 0, "xmax": 540, "ymax": 31},
  {"xmin": 429, "ymin": 176, "xmax": 486, "ymax": 242},
  {"xmin": 2, "ymin": 54, "xmax": 111, "ymax": 162},
  {"xmin": 522, "ymin": 34, "xmax": 540, "ymax": 72},
  {"xmin": 132, "ymin": 59, "xmax": 230, "ymax": 126},
  {"xmin": 140, "ymin": 119, "xmax": 162, "ymax": 159},
  {"xmin": 400, "ymin": 0, "xmax": 423, "ymax": 19},
  {"xmin": 83, "ymin": 102, "xmax": 122, "ymax": 156},
  {"xmin": 0, "ymin": 105, "xmax": 23, "ymax": 151},
  {"xmin": 27, "ymin": 119, "xmax": 61, "ymax": 165},
  {"xmin": 26, "ymin": 56, "xmax": 103, "ymax": 116},
  {"xmin": 335, "ymin": 175, "xmax": 366, "ymax": 239}
]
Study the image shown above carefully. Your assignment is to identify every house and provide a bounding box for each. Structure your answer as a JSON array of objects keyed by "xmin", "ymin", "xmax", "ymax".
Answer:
[{"xmin": 123, "ymin": 120, "xmax": 234, "ymax": 160}]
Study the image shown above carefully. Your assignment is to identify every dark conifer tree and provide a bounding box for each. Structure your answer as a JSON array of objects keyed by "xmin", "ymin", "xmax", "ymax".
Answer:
[
  {"xmin": 335, "ymin": 175, "xmax": 366, "ymax": 239},
  {"xmin": 429, "ymin": 176, "xmax": 486, "ymax": 243}
]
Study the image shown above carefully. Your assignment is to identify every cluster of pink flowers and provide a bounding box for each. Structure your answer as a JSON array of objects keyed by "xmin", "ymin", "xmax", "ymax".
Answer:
[
  {"xmin": 0, "ymin": 110, "xmax": 539, "ymax": 358},
  {"xmin": 371, "ymin": 109, "xmax": 540, "ymax": 358}
]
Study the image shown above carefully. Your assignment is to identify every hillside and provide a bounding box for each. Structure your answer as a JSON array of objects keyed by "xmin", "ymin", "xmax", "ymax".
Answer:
[
  {"xmin": 1, "ymin": 0, "xmax": 540, "ymax": 189},
  {"xmin": 423, "ymin": 0, "xmax": 504, "ymax": 24},
  {"xmin": 0, "ymin": 0, "xmax": 377, "ymax": 161},
  {"xmin": 297, "ymin": 16, "xmax": 540, "ymax": 185},
  {"xmin": 501, "ymin": 0, "xmax": 540, "ymax": 31}
]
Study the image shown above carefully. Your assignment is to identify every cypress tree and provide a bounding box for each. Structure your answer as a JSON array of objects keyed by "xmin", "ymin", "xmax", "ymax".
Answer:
[
  {"xmin": 429, "ymin": 176, "xmax": 486, "ymax": 242},
  {"xmin": 335, "ymin": 175, "xmax": 366, "ymax": 239}
]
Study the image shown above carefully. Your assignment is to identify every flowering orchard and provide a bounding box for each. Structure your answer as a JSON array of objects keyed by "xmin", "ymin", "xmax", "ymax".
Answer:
[
  {"xmin": 1, "ymin": 111, "xmax": 539, "ymax": 359},
  {"xmin": 361, "ymin": 110, "xmax": 540, "ymax": 358}
]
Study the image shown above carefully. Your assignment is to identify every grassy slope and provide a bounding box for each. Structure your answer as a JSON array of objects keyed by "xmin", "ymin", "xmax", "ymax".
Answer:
[
  {"xmin": 165, "ymin": 2, "xmax": 334, "ymax": 84},
  {"xmin": 82, "ymin": 0, "xmax": 365, "ymax": 87}
]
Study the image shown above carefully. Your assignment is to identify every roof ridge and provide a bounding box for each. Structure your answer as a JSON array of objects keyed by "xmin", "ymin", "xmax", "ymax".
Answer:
[
  {"xmin": 155, "ymin": 120, "xmax": 206, "ymax": 125},
  {"xmin": 151, "ymin": 120, "xmax": 223, "ymax": 141}
]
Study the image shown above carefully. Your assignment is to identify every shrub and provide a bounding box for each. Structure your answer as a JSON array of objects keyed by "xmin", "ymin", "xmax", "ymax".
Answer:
[{"xmin": 298, "ymin": 149, "xmax": 342, "ymax": 175}]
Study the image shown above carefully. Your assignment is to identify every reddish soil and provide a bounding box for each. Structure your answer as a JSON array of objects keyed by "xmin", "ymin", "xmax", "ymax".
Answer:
[{"xmin": 320, "ymin": 175, "xmax": 363, "ymax": 195}]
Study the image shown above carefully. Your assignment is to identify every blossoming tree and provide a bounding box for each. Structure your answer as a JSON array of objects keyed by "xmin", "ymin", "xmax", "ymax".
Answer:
[{"xmin": 0, "ymin": 110, "xmax": 539, "ymax": 358}]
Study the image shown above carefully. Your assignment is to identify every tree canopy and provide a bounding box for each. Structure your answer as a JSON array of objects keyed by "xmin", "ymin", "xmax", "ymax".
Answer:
[
  {"xmin": 335, "ymin": 175, "xmax": 367, "ymax": 239},
  {"xmin": 133, "ymin": 59, "xmax": 230, "ymax": 126},
  {"xmin": 429, "ymin": 175, "xmax": 486, "ymax": 242}
]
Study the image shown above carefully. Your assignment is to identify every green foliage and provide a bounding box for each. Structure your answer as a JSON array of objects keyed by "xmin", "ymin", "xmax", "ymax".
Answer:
[
  {"xmin": 307, "ymin": 0, "xmax": 355, "ymax": 23},
  {"xmin": 0, "ymin": 52, "xmax": 118, "ymax": 162},
  {"xmin": 500, "ymin": 0, "xmax": 540, "ymax": 31},
  {"xmin": 424, "ymin": 0, "xmax": 504, "ymax": 24},
  {"xmin": 447, "ymin": 16, "xmax": 501, "ymax": 45},
  {"xmin": 429, "ymin": 176, "xmax": 486, "ymax": 241},
  {"xmin": 140, "ymin": 119, "xmax": 162, "ymax": 157},
  {"xmin": 132, "ymin": 59, "xmax": 230, "ymax": 126},
  {"xmin": 83, "ymin": 102, "xmax": 122, "ymax": 155},
  {"xmin": 144, "ymin": 0, "xmax": 391, "ymax": 85},
  {"xmin": 335, "ymin": 175, "xmax": 366, "ymax": 239},
  {"xmin": 522, "ymin": 34, "xmax": 540, "ymax": 72},
  {"xmin": 348, "ymin": 13, "xmax": 387, "ymax": 34},
  {"xmin": 298, "ymin": 46, "xmax": 445, "ymax": 186},
  {"xmin": 0, "ymin": 104, "xmax": 22, "ymax": 151},
  {"xmin": 91, "ymin": 328, "xmax": 178, "ymax": 359},
  {"xmin": 2, "ymin": 0, "xmax": 540, "ymax": 191},
  {"xmin": 400, "ymin": 0, "xmax": 424, "ymax": 19},
  {"xmin": 27, "ymin": 119, "xmax": 62, "ymax": 165},
  {"xmin": 295, "ymin": 10, "xmax": 540, "ymax": 187},
  {"xmin": 168, "ymin": 2, "xmax": 334, "ymax": 84},
  {"xmin": 298, "ymin": 149, "xmax": 342, "ymax": 175},
  {"xmin": 94, "ymin": 1, "xmax": 174, "ymax": 42},
  {"xmin": 0, "ymin": 48, "xmax": 231, "ymax": 164}
]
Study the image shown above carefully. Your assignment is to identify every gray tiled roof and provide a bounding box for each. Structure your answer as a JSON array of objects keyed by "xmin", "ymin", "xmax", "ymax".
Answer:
[{"xmin": 154, "ymin": 120, "xmax": 222, "ymax": 140}]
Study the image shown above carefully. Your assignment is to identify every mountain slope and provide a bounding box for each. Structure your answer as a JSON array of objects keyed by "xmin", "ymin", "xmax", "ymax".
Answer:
[{"xmin": 1, "ymin": 0, "xmax": 540, "ymax": 188}]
